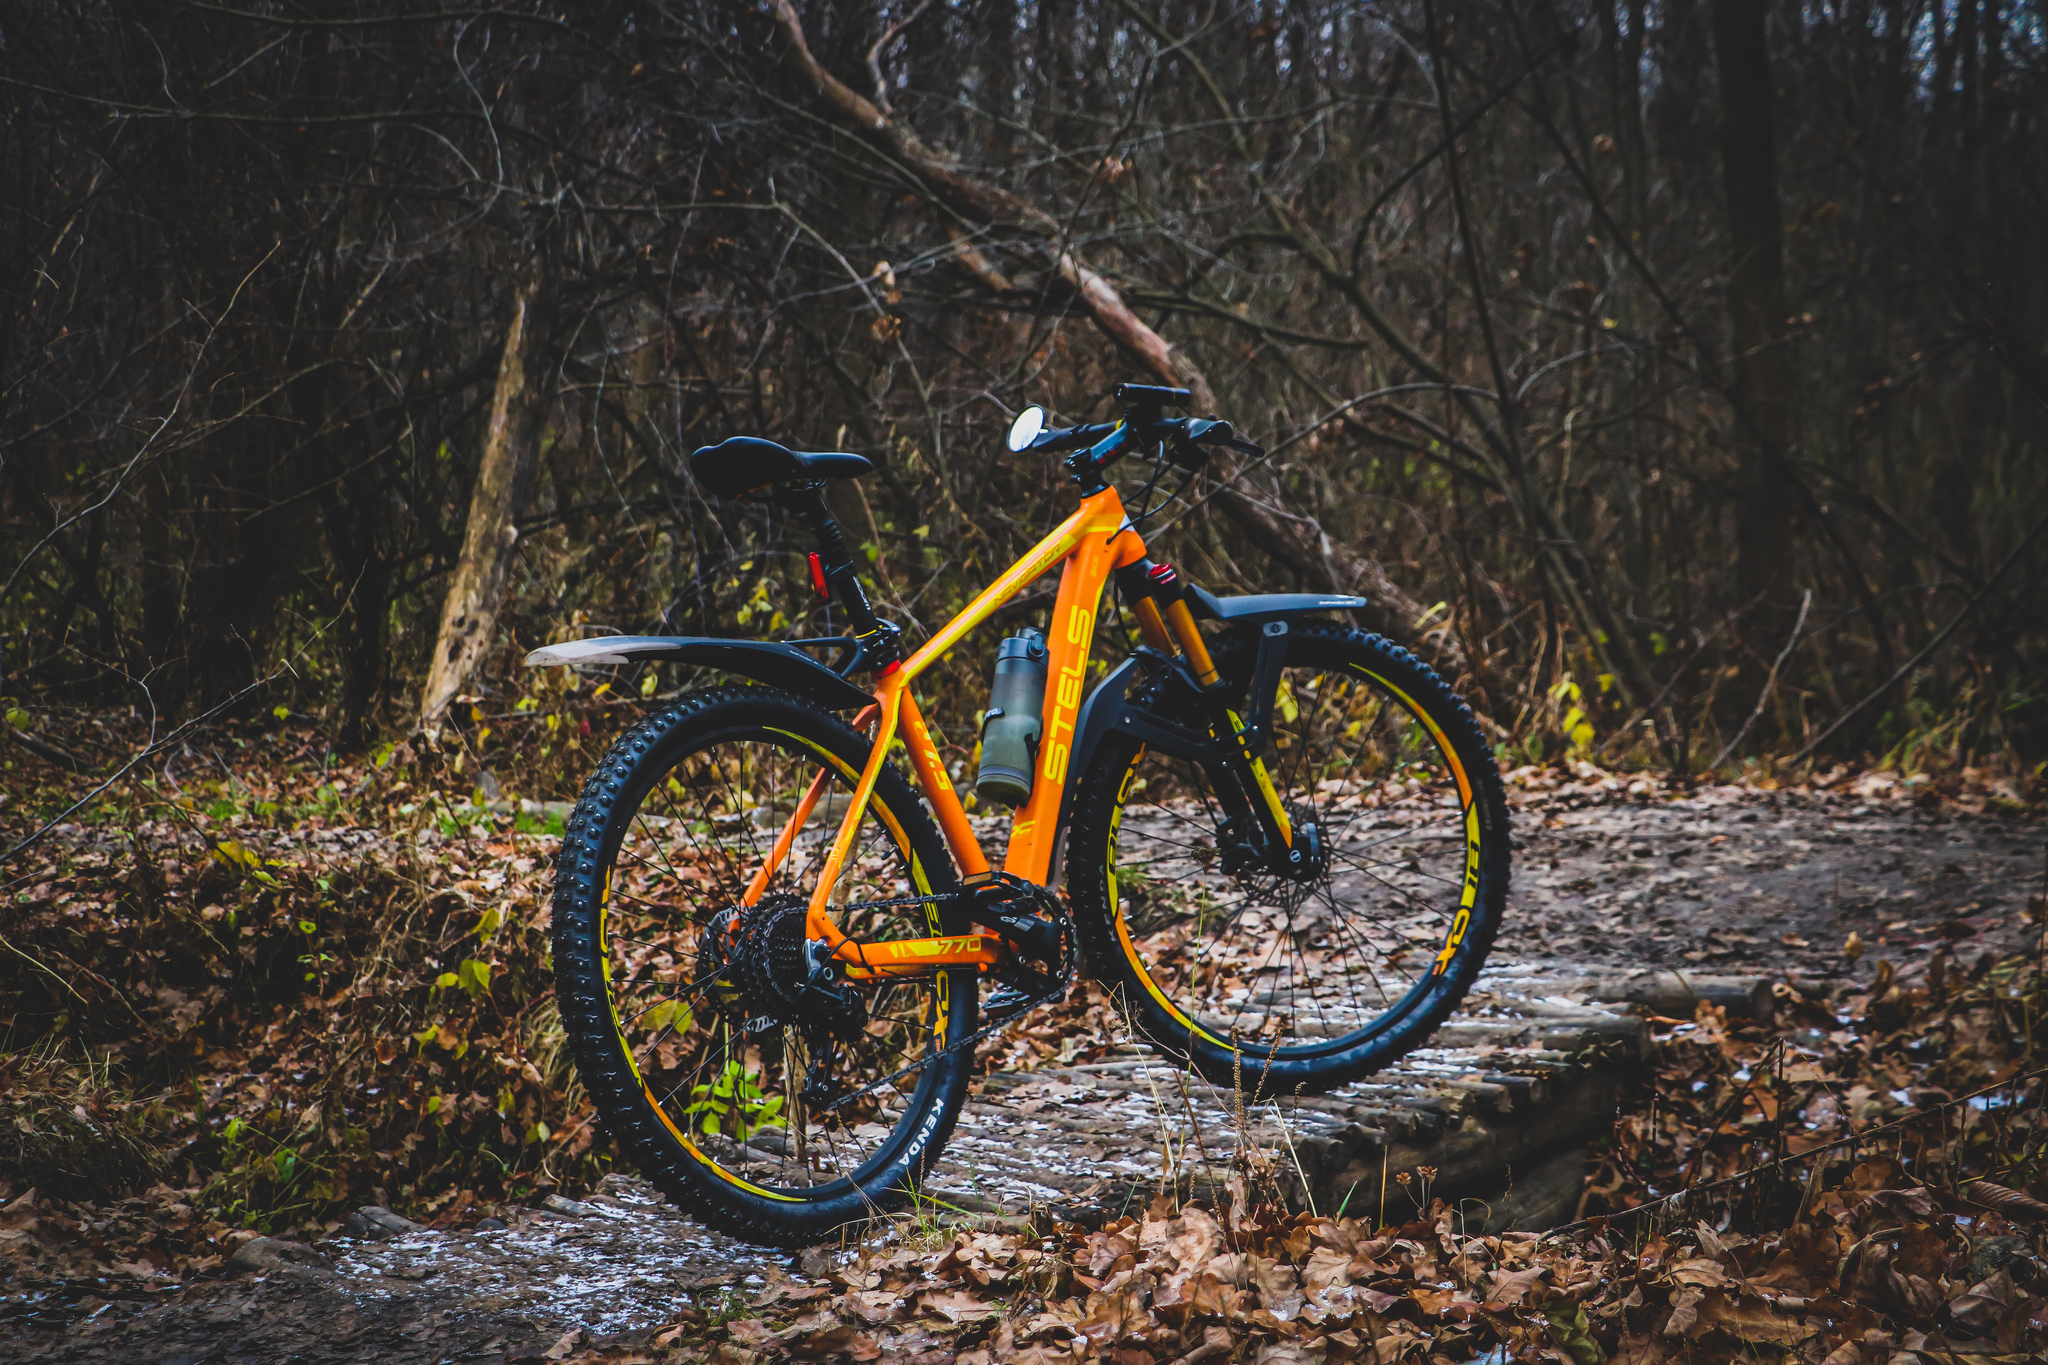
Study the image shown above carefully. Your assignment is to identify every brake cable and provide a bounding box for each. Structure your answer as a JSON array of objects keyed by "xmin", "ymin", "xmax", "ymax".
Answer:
[{"xmin": 1123, "ymin": 438, "xmax": 1198, "ymax": 535}]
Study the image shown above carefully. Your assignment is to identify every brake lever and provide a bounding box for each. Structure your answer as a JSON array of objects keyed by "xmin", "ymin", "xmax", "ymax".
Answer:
[{"xmin": 1168, "ymin": 418, "xmax": 1264, "ymax": 466}]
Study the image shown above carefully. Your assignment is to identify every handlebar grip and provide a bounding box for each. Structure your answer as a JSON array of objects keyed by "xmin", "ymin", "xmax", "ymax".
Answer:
[{"xmin": 1113, "ymin": 383, "xmax": 1192, "ymax": 404}]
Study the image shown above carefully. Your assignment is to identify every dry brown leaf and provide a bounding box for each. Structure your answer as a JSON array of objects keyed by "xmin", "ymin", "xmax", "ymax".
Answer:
[
  {"xmin": 1302, "ymin": 1244, "xmax": 1354, "ymax": 1292},
  {"xmin": 1664, "ymin": 1284, "xmax": 1707, "ymax": 1338},
  {"xmin": 1014, "ymin": 1310, "xmax": 1076, "ymax": 1343},
  {"xmin": 843, "ymin": 1289, "xmax": 900, "ymax": 1325},
  {"xmin": 1251, "ymin": 1254, "xmax": 1302, "ymax": 1301},
  {"xmin": 1483, "ymin": 1264, "xmax": 1548, "ymax": 1310},
  {"xmin": 1944, "ymin": 1270, "xmax": 2017, "ymax": 1335},
  {"xmin": 1253, "ymin": 1341, "xmax": 1328, "ymax": 1363},
  {"xmin": 1072, "ymin": 1286, "xmax": 1149, "ymax": 1346},
  {"xmin": 1669, "ymin": 1255, "xmax": 1732, "ymax": 1287},
  {"xmin": 750, "ymin": 1271, "xmax": 828, "ymax": 1307},
  {"xmin": 1959, "ymin": 1180, "xmax": 2048, "ymax": 1223},
  {"xmin": 1887, "ymin": 1270, "xmax": 1947, "ymax": 1320},
  {"xmin": 1360, "ymin": 1286, "xmax": 1405, "ymax": 1314},
  {"xmin": 919, "ymin": 1287, "xmax": 1004, "ymax": 1324},
  {"xmin": 1696, "ymin": 1290, "xmax": 1823, "ymax": 1346}
]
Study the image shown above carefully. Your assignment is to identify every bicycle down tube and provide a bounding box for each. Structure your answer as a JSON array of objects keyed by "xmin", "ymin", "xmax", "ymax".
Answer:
[{"xmin": 735, "ymin": 484, "xmax": 1146, "ymax": 979}]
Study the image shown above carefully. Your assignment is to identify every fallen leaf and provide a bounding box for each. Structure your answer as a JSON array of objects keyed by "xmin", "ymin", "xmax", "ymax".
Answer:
[
  {"xmin": 920, "ymin": 1288, "xmax": 1004, "ymax": 1325},
  {"xmin": 1697, "ymin": 1290, "xmax": 1822, "ymax": 1346},
  {"xmin": 1484, "ymin": 1264, "xmax": 1548, "ymax": 1310},
  {"xmin": 844, "ymin": 1289, "xmax": 900, "ymax": 1325},
  {"xmin": 1945, "ymin": 1271, "xmax": 2016, "ymax": 1335}
]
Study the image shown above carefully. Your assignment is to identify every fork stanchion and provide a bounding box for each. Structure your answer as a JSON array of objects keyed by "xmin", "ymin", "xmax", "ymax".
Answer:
[{"xmin": 1163, "ymin": 597, "xmax": 1221, "ymax": 687}]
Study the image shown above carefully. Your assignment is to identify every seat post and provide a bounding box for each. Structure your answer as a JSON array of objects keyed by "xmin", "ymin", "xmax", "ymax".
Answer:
[{"xmin": 777, "ymin": 483, "xmax": 900, "ymax": 670}]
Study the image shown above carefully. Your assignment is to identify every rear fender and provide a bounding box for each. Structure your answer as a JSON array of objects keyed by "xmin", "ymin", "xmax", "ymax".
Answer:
[
  {"xmin": 1184, "ymin": 584, "xmax": 1369, "ymax": 623},
  {"xmin": 522, "ymin": 636, "xmax": 874, "ymax": 711}
]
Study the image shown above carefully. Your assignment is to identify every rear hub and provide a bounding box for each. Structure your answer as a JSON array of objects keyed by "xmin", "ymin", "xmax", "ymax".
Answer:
[{"xmin": 701, "ymin": 895, "xmax": 867, "ymax": 1043}]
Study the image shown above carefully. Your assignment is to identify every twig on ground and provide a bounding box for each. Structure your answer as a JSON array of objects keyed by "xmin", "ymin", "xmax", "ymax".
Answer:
[
  {"xmin": 4, "ymin": 670, "xmax": 285, "ymax": 861},
  {"xmin": 4, "ymin": 725, "xmax": 88, "ymax": 772}
]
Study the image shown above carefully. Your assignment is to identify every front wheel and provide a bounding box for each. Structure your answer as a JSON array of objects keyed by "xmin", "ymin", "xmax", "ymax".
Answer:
[
  {"xmin": 550, "ymin": 686, "xmax": 974, "ymax": 1247},
  {"xmin": 1066, "ymin": 624, "xmax": 1509, "ymax": 1093}
]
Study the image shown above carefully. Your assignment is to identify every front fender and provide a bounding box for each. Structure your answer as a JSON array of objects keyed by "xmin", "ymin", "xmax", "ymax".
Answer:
[
  {"xmin": 522, "ymin": 636, "xmax": 874, "ymax": 711},
  {"xmin": 1057, "ymin": 657, "xmax": 1223, "ymax": 837},
  {"xmin": 1185, "ymin": 585, "xmax": 1369, "ymax": 623}
]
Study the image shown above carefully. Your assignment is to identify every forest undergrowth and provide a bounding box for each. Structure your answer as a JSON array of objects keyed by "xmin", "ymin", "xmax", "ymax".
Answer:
[{"xmin": 0, "ymin": 703, "xmax": 2044, "ymax": 1363}]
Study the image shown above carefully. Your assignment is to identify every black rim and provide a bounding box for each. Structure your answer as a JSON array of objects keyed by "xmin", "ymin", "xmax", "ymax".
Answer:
[{"xmin": 1106, "ymin": 654, "xmax": 1484, "ymax": 1060}]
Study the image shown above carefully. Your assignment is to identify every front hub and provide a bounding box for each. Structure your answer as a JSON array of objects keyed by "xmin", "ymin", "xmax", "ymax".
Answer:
[
  {"xmin": 1283, "ymin": 820, "xmax": 1328, "ymax": 882},
  {"xmin": 1217, "ymin": 813, "xmax": 1327, "ymax": 883}
]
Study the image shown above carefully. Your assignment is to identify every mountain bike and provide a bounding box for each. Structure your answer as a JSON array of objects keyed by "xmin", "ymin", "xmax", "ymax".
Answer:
[{"xmin": 529, "ymin": 383, "xmax": 1510, "ymax": 1246}]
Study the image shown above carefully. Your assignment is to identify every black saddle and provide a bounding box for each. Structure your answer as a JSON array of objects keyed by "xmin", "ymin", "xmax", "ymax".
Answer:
[{"xmin": 689, "ymin": 436, "xmax": 872, "ymax": 498}]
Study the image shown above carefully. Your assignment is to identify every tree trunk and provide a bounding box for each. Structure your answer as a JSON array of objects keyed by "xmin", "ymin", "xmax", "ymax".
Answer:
[
  {"xmin": 1710, "ymin": 0, "xmax": 1800, "ymax": 618},
  {"xmin": 418, "ymin": 256, "xmax": 554, "ymax": 734}
]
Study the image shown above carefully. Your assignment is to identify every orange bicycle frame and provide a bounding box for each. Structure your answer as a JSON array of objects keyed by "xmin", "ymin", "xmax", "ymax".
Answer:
[{"xmin": 738, "ymin": 485, "xmax": 1148, "ymax": 980}]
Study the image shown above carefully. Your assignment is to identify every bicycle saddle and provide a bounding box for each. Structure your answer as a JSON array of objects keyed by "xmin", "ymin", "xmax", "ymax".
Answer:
[{"xmin": 689, "ymin": 436, "xmax": 873, "ymax": 498}]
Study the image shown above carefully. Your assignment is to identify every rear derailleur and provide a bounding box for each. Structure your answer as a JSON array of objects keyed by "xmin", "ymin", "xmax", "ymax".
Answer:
[{"xmin": 701, "ymin": 895, "xmax": 868, "ymax": 1107}]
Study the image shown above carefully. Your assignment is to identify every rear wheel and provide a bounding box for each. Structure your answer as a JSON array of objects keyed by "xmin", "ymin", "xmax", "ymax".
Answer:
[
  {"xmin": 550, "ymin": 686, "xmax": 973, "ymax": 1246},
  {"xmin": 1067, "ymin": 624, "xmax": 1509, "ymax": 1093}
]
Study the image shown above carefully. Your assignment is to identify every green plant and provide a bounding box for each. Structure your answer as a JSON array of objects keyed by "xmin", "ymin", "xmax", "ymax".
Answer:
[
  {"xmin": 434, "ymin": 958, "xmax": 494, "ymax": 1000},
  {"xmin": 682, "ymin": 1058, "xmax": 784, "ymax": 1143}
]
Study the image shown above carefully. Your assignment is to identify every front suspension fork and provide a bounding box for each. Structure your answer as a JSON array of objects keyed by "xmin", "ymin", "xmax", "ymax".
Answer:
[{"xmin": 1121, "ymin": 560, "xmax": 1297, "ymax": 858}]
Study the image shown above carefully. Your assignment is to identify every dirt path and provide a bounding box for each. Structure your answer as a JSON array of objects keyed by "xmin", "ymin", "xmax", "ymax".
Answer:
[
  {"xmin": 1504, "ymin": 771, "xmax": 2041, "ymax": 970},
  {"xmin": 5, "ymin": 779, "xmax": 2039, "ymax": 1362}
]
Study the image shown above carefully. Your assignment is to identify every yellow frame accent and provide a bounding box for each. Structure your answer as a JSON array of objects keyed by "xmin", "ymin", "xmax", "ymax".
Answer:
[{"xmin": 732, "ymin": 485, "xmax": 1145, "ymax": 974}]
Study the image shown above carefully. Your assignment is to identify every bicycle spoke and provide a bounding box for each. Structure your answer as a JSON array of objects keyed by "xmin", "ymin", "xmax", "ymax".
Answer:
[
  {"xmin": 586, "ymin": 722, "xmax": 959, "ymax": 1200},
  {"xmin": 1103, "ymin": 640, "xmax": 1477, "ymax": 1054}
]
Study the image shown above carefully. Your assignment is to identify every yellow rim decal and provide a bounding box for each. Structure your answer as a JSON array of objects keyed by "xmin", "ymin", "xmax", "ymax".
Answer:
[
  {"xmin": 643, "ymin": 1083, "xmax": 803, "ymax": 1202},
  {"xmin": 1349, "ymin": 669, "xmax": 1481, "ymax": 975},
  {"xmin": 1108, "ymin": 762, "xmax": 1231, "ymax": 1049},
  {"xmin": 597, "ymin": 868, "xmax": 648, "ymax": 1087}
]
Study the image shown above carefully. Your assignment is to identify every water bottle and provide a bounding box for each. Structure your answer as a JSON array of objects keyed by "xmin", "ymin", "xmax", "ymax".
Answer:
[{"xmin": 974, "ymin": 628, "xmax": 1047, "ymax": 806}]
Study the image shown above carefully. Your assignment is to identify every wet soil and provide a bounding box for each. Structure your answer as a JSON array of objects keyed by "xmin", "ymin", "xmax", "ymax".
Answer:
[{"xmin": 4, "ymin": 778, "xmax": 2039, "ymax": 1363}]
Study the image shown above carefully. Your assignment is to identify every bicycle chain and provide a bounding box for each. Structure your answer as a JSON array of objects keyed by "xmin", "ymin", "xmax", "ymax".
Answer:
[{"xmin": 813, "ymin": 879, "xmax": 1076, "ymax": 1115}]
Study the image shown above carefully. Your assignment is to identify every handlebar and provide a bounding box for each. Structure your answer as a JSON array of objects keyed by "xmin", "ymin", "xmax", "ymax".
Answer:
[
  {"xmin": 1025, "ymin": 420, "xmax": 1121, "ymax": 455},
  {"xmin": 1113, "ymin": 383, "xmax": 1192, "ymax": 404},
  {"xmin": 1024, "ymin": 391, "xmax": 1264, "ymax": 490}
]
